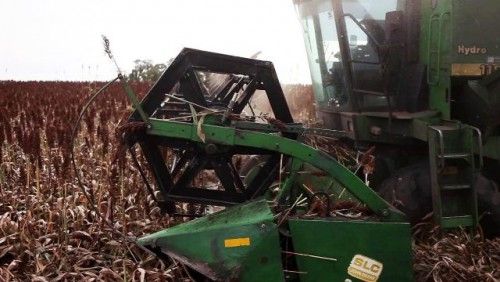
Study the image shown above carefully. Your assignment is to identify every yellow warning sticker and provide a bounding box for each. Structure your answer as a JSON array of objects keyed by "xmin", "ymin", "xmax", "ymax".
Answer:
[
  {"xmin": 224, "ymin": 237, "xmax": 251, "ymax": 248},
  {"xmin": 347, "ymin": 254, "xmax": 383, "ymax": 282}
]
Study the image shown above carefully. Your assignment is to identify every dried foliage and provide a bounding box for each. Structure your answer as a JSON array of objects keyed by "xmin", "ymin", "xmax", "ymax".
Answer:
[
  {"xmin": 280, "ymin": 84, "xmax": 316, "ymax": 123},
  {"xmin": 413, "ymin": 223, "xmax": 500, "ymax": 281},
  {"xmin": 0, "ymin": 81, "xmax": 188, "ymax": 281},
  {"xmin": 0, "ymin": 81, "xmax": 498, "ymax": 281}
]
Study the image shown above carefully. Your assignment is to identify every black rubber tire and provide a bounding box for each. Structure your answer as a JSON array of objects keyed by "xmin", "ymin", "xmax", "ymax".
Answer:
[
  {"xmin": 376, "ymin": 162, "xmax": 500, "ymax": 237},
  {"xmin": 475, "ymin": 173, "xmax": 500, "ymax": 237},
  {"xmin": 375, "ymin": 162, "xmax": 432, "ymax": 225}
]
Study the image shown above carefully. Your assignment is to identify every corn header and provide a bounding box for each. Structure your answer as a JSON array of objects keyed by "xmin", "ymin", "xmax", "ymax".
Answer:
[{"xmin": 120, "ymin": 48, "xmax": 413, "ymax": 281}]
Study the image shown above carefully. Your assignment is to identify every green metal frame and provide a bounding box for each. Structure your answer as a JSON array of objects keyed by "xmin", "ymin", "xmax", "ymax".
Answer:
[
  {"xmin": 146, "ymin": 117, "xmax": 406, "ymax": 222},
  {"xmin": 123, "ymin": 47, "xmax": 414, "ymax": 281},
  {"xmin": 139, "ymin": 199, "xmax": 284, "ymax": 281}
]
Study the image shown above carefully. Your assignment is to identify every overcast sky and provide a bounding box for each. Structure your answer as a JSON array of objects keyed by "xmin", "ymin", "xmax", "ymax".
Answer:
[{"xmin": 0, "ymin": 0, "xmax": 311, "ymax": 83}]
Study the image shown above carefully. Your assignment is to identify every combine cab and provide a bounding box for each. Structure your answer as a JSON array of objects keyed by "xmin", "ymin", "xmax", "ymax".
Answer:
[{"xmin": 294, "ymin": 0, "xmax": 500, "ymax": 235}]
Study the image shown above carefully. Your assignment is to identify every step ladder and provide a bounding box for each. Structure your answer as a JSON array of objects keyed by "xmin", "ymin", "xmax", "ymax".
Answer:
[{"xmin": 428, "ymin": 122, "xmax": 483, "ymax": 230}]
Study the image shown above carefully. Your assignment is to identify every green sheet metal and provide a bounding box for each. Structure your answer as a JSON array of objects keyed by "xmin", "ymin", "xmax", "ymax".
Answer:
[
  {"xmin": 138, "ymin": 199, "xmax": 284, "ymax": 281},
  {"xmin": 288, "ymin": 219, "xmax": 413, "ymax": 282},
  {"xmin": 451, "ymin": 0, "xmax": 500, "ymax": 65}
]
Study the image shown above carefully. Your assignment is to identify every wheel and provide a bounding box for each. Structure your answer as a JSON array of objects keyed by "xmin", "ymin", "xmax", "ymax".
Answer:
[
  {"xmin": 377, "ymin": 162, "xmax": 500, "ymax": 237},
  {"xmin": 375, "ymin": 162, "xmax": 432, "ymax": 225},
  {"xmin": 475, "ymin": 173, "xmax": 500, "ymax": 237}
]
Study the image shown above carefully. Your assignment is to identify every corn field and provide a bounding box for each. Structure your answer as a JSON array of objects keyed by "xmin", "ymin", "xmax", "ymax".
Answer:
[
  {"xmin": 0, "ymin": 81, "xmax": 498, "ymax": 281},
  {"xmin": 0, "ymin": 81, "xmax": 183, "ymax": 281}
]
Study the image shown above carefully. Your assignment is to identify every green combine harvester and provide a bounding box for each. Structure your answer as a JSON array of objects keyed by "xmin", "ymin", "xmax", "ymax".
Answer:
[{"xmin": 114, "ymin": 0, "xmax": 500, "ymax": 281}]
